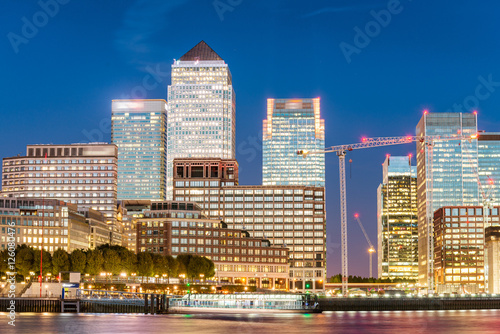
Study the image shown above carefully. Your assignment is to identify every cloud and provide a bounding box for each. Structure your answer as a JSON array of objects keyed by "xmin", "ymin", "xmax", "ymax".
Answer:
[
  {"xmin": 115, "ymin": 0, "xmax": 189, "ymax": 70},
  {"xmin": 303, "ymin": 3, "xmax": 385, "ymax": 18}
]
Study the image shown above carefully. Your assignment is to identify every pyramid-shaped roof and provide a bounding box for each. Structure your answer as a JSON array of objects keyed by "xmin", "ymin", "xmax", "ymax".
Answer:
[{"xmin": 179, "ymin": 41, "xmax": 223, "ymax": 61}]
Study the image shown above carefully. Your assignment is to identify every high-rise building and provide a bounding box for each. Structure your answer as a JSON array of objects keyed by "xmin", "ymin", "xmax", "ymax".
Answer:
[
  {"xmin": 416, "ymin": 112, "xmax": 479, "ymax": 288},
  {"xmin": 111, "ymin": 99, "xmax": 167, "ymax": 201},
  {"xmin": 166, "ymin": 41, "xmax": 235, "ymax": 199},
  {"xmin": 172, "ymin": 158, "xmax": 326, "ymax": 292},
  {"xmin": 478, "ymin": 132, "xmax": 500, "ymax": 207},
  {"xmin": 2, "ymin": 143, "xmax": 118, "ymax": 225},
  {"xmin": 377, "ymin": 155, "xmax": 418, "ymax": 280},
  {"xmin": 263, "ymin": 98, "xmax": 325, "ymax": 186}
]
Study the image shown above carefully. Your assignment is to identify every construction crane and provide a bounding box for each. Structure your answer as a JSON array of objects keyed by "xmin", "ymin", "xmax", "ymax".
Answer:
[
  {"xmin": 354, "ymin": 213, "xmax": 376, "ymax": 278},
  {"xmin": 298, "ymin": 133, "xmax": 476, "ymax": 297}
]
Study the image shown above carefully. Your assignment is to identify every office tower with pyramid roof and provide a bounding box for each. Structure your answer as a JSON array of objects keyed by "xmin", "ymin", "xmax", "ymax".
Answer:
[{"xmin": 166, "ymin": 41, "xmax": 235, "ymax": 199}]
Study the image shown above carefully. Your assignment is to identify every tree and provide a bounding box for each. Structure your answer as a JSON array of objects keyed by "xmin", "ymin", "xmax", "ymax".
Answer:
[
  {"xmin": 0, "ymin": 249, "xmax": 9, "ymax": 275},
  {"xmin": 70, "ymin": 249, "xmax": 87, "ymax": 273},
  {"xmin": 52, "ymin": 249, "xmax": 69, "ymax": 275},
  {"xmin": 136, "ymin": 252, "xmax": 154, "ymax": 282},
  {"xmin": 85, "ymin": 249, "xmax": 104, "ymax": 275},
  {"xmin": 176, "ymin": 254, "xmax": 192, "ymax": 278},
  {"xmin": 118, "ymin": 248, "xmax": 136, "ymax": 275},
  {"xmin": 201, "ymin": 257, "xmax": 215, "ymax": 278},
  {"xmin": 16, "ymin": 247, "xmax": 34, "ymax": 280},
  {"xmin": 187, "ymin": 256, "xmax": 206, "ymax": 281},
  {"xmin": 103, "ymin": 249, "xmax": 122, "ymax": 275},
  {"xmin": 165, "ymin": 255, "xmax": 178, "ymax": 283},
  {"xmin": 152, "ymin": 254, "xmax": 168, "ymax": 278}
]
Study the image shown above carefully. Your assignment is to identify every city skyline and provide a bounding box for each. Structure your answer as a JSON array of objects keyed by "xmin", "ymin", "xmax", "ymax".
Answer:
[{"xmin": 3, "ymin": 1, "xmax": 500, "ymax": 278}]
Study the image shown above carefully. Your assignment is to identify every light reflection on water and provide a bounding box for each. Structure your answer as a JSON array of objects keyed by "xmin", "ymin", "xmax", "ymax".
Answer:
[{"xmin": 2, "ymin": 310, "xmax": 500, "ymax": 334}]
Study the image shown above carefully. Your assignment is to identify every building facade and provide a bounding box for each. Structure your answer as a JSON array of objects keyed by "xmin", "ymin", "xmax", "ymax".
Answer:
[
  {"xmin": 433, "ymin": 206, "xmax": 491, "ymax": 293},
  {"xmin": 166, "ymin": 41, "xmax": 235, "ymax": 199},
  {"xmin": 172, "ymin": 158, "xmax": 326, "ymax": 292},
  {"xmin": 486, "ymin": 225, "xmax": 500, "ymax": 293},
  {"xmin": 111, "ymin": 99, "xmax": 167, "ymax": 201},
  {"xmin": 262, "ymin": 98, "xmax": 325, "ymax": 186},
  {"xmin": 377, "ymin": 155, "xmax": 418, "ymax": 280},
  {"xmin": 478, "ymin": 132, "xmax": 500, "ymax": 208},
  {"xmin": 416, "ymin": 112, "xmax": 479, "ymax": 288},
  {"xmin": 0, "ymin": 198, "xmax": 89, "ymax": 253},
  {"xmin": 136, "ymin": 201, "xmax": 290, "ymax": 289},
  {"xmin": 2, "ymin": 144, "xmax": 119, "ymax": 239}
]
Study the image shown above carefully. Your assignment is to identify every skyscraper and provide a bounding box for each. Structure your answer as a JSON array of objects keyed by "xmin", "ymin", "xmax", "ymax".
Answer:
[
  {"xmin": 262, "ymin": 98, "xmax": 325, "ymax": 186},
  {"xmin": 166, "ymin": 41, "xmax": 235, "ymax": 199},
  {"xmin": 377, "ymin": 155, "xmax": 418, "ymax": 280},
  {"xmin": 478, "ymin": 132, "xmax": 500, "ymax": 208},
  {"xmin": 111, "ymin": 99, "xmax": 167, "ymax": 201},
  {"xmin": 416, "ymin": 112, "xmax": 479, "ymax": 288}
]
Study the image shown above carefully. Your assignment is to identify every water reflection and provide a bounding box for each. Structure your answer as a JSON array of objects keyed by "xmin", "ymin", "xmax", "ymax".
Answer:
[{"xmin": 2, "ymin": 310, "xmax": 500, "ymax": 334}]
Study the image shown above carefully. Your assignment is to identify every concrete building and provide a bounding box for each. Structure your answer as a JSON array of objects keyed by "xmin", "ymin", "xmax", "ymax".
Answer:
[
  {"xmin": 1, "ymin": 143, "xmax": 119, "ymax": 238},
  {"xmin": 122, "ymin": 200, "xmax": 152, "ymax": 254},
  {"xmin": 111, "ymin": 99, "xmax": 167, "ymax": 201},
  {"xmin": 262, "ymin": 98, "xmax": 325, "ymax": 186},
  {"xmin": 172, "ymin": 158, "xmax": 326, "ymax": 293},
  {"xmin": 0, "ymin": 198, "xmax": 89, "ymax": 253},
  {"xmin": 79, "ymin": 207, "xmax": 110, "ymax": 249},
  {"xmin": 433, "ymin": 206, "xmax": 490, "ymax": 294},
  {"xmin": 416, "ymin": 112, "xmax": 479, "ymax": 288},
  {"xmin": 377, "ymin": 155, "xmax": 418, "ymax": 280},
  {"xmin": 486, "ymin": 225, "xmax": 500, "ymax": 293},
  {"xmin": 136, "ymin": 201, "xmax": 290, "ymax": 290},
  {"xmin": 166, "ymin": 41, "xmax": 236, "ymax": 199}
]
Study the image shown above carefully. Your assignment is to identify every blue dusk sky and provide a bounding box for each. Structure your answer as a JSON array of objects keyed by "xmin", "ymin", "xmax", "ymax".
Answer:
[{"xmin": 1, "ymin": 0, "xmax": 500, "ymax": 277}]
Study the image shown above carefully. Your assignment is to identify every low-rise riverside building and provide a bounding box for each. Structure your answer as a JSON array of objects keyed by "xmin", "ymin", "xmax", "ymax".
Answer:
[
  {"xmin": 433, "ymin": 206, "xmax": 498, "ymax": 293},
  {"xmin": 0, "ymin": 197, "xmax": 89, "ymax": 252},
  {"xmin": 136, "ymin": 201, "xmax": 290, "ymax": 290}
]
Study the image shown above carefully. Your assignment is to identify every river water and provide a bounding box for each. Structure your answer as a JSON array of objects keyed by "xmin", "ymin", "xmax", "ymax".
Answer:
[{"xmin": 2, "ymin": 310, "xmax": 500, "ymax": 333}]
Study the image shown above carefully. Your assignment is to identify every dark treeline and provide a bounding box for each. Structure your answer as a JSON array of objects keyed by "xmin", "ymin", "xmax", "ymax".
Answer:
[{"xmin": 1, "ymin": 244, "xmax": 215, "ymax": 282}]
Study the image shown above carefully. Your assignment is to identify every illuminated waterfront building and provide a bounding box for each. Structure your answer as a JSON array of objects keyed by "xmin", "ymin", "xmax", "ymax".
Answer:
[
  {"xmin": 433, "ymin": 206, "xmax": 495, "ymax": 294},
  {"xmin": 166, "ymin": 41, "xmax": 235, "ymax": 199},
  {"xmin": 478, "ymin": 132, "xmax": 500, "ymax": 208},
  {"xmin": 172, "ymin": 158, "xmax": 326, "ymax": 293},
  {"xmin": 262, "ymin": 98, "xmax": 325, "ymax": 186},
  {"xmin": 2, "ymin": 143, "xmax": 119, "ymax": 230},
  {"xmin": 377, "ymin": 155, "xmax": 418, "ymax": 280},
  {"xmin": 486, "ymin": 225, "xmax": 500, "ymax": 293},
  {"xmin": 136, "ymin": 201, "xmax": 290, "ymax": 289},
  {"xmin": 111, "ymin": 99, "xmax": 167, "ymax": 201},
  {"xmin": 0, "ymin": 198, "xmax": 90, "ymax": 252},
  {"xmin": 416, "ymin": 112, "xmax": 479, "ymax": 287}
]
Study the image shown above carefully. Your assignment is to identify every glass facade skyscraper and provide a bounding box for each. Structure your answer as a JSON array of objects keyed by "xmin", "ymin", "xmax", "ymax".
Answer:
[
  {"xmin": 262, "ymin": 98, "xmax": 325, "ymax": 186},
  {"xmin": 377, "ymin": 155, "xmax": 418, "ymax": 280},
  {"xmin": 166, "ymin": 41, "xmax": 235, "ymax": 200},
  {"xmin": 416, "ymin": 112, "xmax": 479, "ymax": 287},
  {"xmin": 478, "ymin": 132, "xmax": 500, "ymax": 207},
  {"xmin": 112, "ymin": 99, "xmax": 167, "ymax": 201}
]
